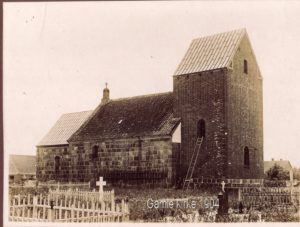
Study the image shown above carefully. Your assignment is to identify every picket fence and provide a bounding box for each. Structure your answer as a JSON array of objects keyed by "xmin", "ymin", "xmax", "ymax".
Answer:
[
  {"xmin": 38, "ymin": 181, "xmax": 91, "ymax": 190},
  {"xmin": 49, "ymin": 188, "xmax": 114, "ymax": 203},
  {"xmin": 9, "ymin": 190, "xmax": 129, "ymax": 222}
]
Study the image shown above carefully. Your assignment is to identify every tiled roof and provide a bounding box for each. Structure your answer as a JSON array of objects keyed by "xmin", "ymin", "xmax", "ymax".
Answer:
[
  {"xmin": 264, "ymin": 160, "xmax": 293, "ymax": 173},
  {"xmin": 174, "ymin": 28, "xmax": 246, "ymax": 75},
  {"xmin": 9, "ymin": 155, "xmax": 36, "ymax": 175},
  {"xmin": 37, "ymin": 110, "xmax": 93, "ymax": 146},
  {"xmin": 70, "ymin": 92, "xmax": 180, "ymax": 141}
]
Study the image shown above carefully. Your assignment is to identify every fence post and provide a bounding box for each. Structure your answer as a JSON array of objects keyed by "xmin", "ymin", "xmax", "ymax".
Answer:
[
  {"xmin": 59, "ymin": 199, "xmax": 62, "ymax": 220},
  {"xmin": 33, "ymin": 196, "xmax": 38, "ymax": 218},
  {"xmin": 22, "ymin": 197, "xmax": 25, "ymax": 222},
  {"xmin": 111, "ymin": 190, "xmax": 115, "ymax": 212},
  {"xmin": 48, "ymin": 200, "xmax": 55, "ymax": 222},
  {"xmin": 71, "ymin": 203, "xmax": 75, "ymax": 223},
  {"xmin": 121, "ymin": 199, "xmax": 125, "ymax": 221},
  {"xmin": 10, "ymin": 196, "xmax": 14, "ymax": 218}
]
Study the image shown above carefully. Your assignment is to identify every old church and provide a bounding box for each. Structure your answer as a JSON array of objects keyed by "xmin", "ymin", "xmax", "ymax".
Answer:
[{"xmin": 36, "ymin": 28, "xmax": 264, "ymax": 186}]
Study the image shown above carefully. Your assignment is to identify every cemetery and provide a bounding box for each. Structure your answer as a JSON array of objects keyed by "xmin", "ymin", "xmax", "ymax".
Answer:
[{"xmin": 9, "ymin": 175, "xmax": 299, "ymax": 223}]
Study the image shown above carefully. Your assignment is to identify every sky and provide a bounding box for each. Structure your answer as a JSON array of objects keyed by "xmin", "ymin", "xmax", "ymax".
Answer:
[{"xmin": 3, "ymin": 1, "xmax": 300, "ymax": 167}]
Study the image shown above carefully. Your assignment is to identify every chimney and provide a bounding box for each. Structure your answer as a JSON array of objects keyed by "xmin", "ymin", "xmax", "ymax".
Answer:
[{"xmin": 101, "ymin": 83, "xmax": 110, "ymax": 104}]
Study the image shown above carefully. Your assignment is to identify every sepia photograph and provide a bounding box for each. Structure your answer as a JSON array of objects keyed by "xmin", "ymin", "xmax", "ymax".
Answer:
[{"xmin": 3, "ymin": 0, "xmax": 300, "ymax": 225}]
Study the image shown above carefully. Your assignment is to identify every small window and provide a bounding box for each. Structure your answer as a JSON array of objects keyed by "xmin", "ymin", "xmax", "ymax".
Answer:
[
  {"xmin": 92, "ymin": 146, "xmax": 99, "ymax": 159},
  {"xmin": 54, "ymin": 156, "xmax": 60, "ymax": 173},
  {"xmin": 197, "ymin": 119, "xmax": 206, "ymax": 138},
  {"xmin": 244, "ymin": 146, "xmax": 250, "ymax": 167},
  {"xmin": 244, "ymin": 59, "xmax": 248, "ymax": 74}
]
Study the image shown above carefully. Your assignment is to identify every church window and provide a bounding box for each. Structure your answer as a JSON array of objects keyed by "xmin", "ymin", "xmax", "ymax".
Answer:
[
  {"xmin": 54, "ymin": 156, "xmax": 60, "ymax": 173},
  {"xmin": 197, "ymin": 119, "xmax": 206, "ymax": 138},
  {"xmin": 92, "ymin": 145, "xmax": 99, "ymax": 159},
  {"xmin": 244, "ymin": 146, "xmax": 250, "ymax": 167},
  {"xmin": 244, "ymin": 59, "xmax": 248, "ymax": 74}
]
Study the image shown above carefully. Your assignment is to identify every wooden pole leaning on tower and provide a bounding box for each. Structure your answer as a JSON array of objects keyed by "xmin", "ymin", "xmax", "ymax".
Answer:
[{"xmin": 183, "ymin": 136, "xmax": 204, "ymax": 190}]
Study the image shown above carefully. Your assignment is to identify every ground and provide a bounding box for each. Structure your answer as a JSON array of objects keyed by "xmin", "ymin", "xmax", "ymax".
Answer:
[{"xmin": 9, "ymin": 184, "xmax": 299, "ymax": 222}]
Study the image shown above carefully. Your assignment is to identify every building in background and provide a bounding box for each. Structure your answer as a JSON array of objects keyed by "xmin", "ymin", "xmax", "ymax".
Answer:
[{"xmin": 9, "ymin": 155, "xmax": 36, "ymax": 184}]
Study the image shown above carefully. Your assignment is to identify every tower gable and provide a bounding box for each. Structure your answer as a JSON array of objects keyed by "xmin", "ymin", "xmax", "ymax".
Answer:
[{"xmin": 174, "ymin": 28, "xmax": 246, "ymax": 76}]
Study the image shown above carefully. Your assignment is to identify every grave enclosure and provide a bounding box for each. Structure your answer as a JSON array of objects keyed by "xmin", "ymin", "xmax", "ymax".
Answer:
[{"xmin": 9, "ymin": 177, "xmax": 129, "ymax": 223}]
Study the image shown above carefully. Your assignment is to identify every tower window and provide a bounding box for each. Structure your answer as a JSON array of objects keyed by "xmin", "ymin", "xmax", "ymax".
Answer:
[
  {"xmin": 244, "ymin": 59, "xmax": 248, "ymax": 74},
  {"xmin": 92, "ymin": 145, "xmax": 99, "ymax": 159},
  {"xmin": 197, "ymin": 119, "xmax": 206, "ymax": 138},
  {"xmin": 244, "ymin": 146, "xmax": 250, "ymax": 167},
  {"xmin": 54, "ymin": 156, "xmax": 60, "ymax": 173}
]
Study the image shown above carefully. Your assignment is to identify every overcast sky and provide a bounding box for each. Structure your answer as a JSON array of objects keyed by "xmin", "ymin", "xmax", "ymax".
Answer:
[{"xmin": 3, "ymin": 1, "xmax": 300, "ymax": 167}]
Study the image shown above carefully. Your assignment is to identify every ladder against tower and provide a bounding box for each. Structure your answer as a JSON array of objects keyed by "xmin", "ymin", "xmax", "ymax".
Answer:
[{"xmin": 183, "ymin": 137, "xmax": 204, "ymax": 190}]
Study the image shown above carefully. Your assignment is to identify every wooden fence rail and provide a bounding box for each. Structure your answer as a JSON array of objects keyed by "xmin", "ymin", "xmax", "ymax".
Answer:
[
  {"xmin": 38, "ymin": 181, "xmax": 91, "ymax": 189},
  {"xmin": 49, "ymin": 188, "xmax": 114, "ymax": 203}
]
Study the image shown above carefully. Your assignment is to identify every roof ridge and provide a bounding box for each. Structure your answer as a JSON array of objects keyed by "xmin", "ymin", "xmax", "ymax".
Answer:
[
  {"xmin": 61, "ymin": 110, "xmax": 93, "ymax": 116},
  {"xmin": 10, "ymin": 154, "xmax": 35, "ymax": 157},
  {"xmin": 192, "ymin": 28, "xmax": 246, "ymax": 42},
  {"xmin": 110, "ymin": 91, "xmax": 173, "ymax": 102}
]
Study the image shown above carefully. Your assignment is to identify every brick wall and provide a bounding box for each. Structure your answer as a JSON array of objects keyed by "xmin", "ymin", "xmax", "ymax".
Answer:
[
  {"xmin": 173, "ymin": 70, "xmax": 227, "ymax": 179},
  {"xmin": 173, "ymin": 35, "xmax": 264, "ymax": 180},
  {"xmin": 226, "ymin": 35, "xmax": 264, "ymax": 178}
]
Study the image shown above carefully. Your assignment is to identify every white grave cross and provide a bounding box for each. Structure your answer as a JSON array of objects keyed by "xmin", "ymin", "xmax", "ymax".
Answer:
[
  {"xmin": 221, "ymin": 180, "xmax": 226, "ymax": 192},
  {"xmin": 96, "ymin": 177, "xmax": 106, "ymax": 200}
]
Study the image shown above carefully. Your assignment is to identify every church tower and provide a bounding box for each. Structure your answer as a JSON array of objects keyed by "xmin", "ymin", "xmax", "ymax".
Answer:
[{"xmin": 173, "ymin": 29, "xmax": 264, "ymax": 179}]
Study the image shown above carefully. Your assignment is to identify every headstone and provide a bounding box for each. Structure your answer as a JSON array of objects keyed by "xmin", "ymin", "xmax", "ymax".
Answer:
[{"xmin": 217, "ymin": 192, "xmax": 229, "ymax": 215}]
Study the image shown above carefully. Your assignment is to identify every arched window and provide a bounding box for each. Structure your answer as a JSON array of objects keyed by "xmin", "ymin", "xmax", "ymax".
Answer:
[
  {"xmin": 54, "ymin": 156, "xmax": 60, "ymax": 173},
  {"xmin": 92, "ymin": 145, "xmax": 99, "ymax": 160},
  {"xmin": 244, "ymin": 59, "xmax": 248, "ymax": 74},
  {"xmin": 244, "ymin": 146, "xmax": 250, "ymax": 167},
  {"xmin": 197, "ymin": 119, "xmax": 206, "ymax": 138}
]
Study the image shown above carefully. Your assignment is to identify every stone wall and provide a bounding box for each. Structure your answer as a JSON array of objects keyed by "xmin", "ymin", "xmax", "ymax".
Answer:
[
  {"xmin": 68, "ymin": 136, "xmax": 179, "ymax": 185},
  {"xmin": 36, "ymin": 145, "xmax": 70, "ymax": 182},
  {"xmin": 173, "ymin": 70, "xmax": 227, "ymax": 179}
]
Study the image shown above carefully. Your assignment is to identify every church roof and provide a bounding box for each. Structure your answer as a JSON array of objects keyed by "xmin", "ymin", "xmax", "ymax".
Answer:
[
  {"xmin": 174, "ymin": 28, "xmax": 246, "ymax": 76},
  {"xmin": 37, "ymin": 110, "xmax": 93, "ymax": 146},
  {"xmin": 264, "ymin": 160, "xmax": 293, "ymax": 173},
  {"xmin": 70, "ymin": 92, "xmax": 180, "ymax": 141},
  {"xmin": 9, "ymin": 155, "xmax": 36, "ymax": 175}
]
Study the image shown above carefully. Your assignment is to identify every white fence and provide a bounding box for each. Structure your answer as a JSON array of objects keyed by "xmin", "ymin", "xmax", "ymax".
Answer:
[
  {"xmin": 38, "ymin": 181, "xmax": 91, "ymax": 190},
  {"xmin": 9, "ymin": 190, "xmax": 129, "ymax": 222},
  {"xmin": 49, "ymin": 188, "xmax": 114, "ymax": 203}
]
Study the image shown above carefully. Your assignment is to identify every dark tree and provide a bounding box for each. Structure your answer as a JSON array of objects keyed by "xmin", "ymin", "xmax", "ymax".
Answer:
[{"xmin": 266, "ymin": 164, "xmax": 289, "ymax": 180}]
